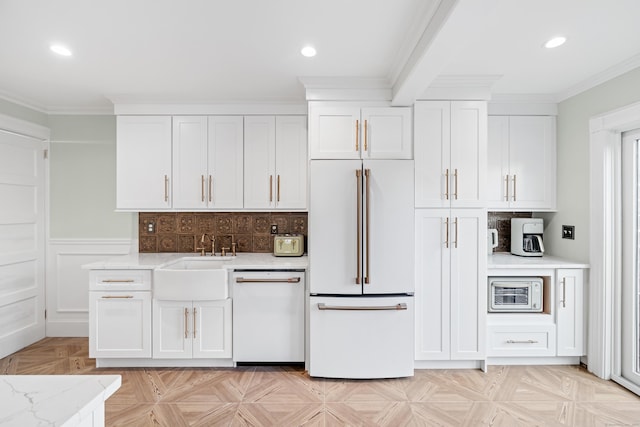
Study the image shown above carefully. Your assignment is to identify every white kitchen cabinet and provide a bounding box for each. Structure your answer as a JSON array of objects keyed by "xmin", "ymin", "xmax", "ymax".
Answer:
[
  {"xmin": 89, "ymin": 291, "xmax": 152, "ymax": 358},
  {"xmin": 414, "ymin": 101, "xmax": 487, "ymax": 208},
  {"xmin": 556, "ymin": 269, "xmax": 584, "ymax": 356},
  {"xmin": 487, "ymin": 115, "xmax": 556, "ymax": 210},
  {"xmin": 116, "ymin": 116, "xmax": 172, "ymax": 210},
  {"xmin": 172, "ymin": 116, "xmax": 244, "ymax": 209},
  {"xmin": 308, "ymin": 104, "xmax": 412, "ymax": 159},
  {"xmin": 415, "ymin": 208, "xmax": 487, "ymax": 361},
  {"xmin": 153, "ymin": 299, "xmax": 232, "ymax": 359},
  {"xmin": 244, "ymin": 116, "xmax": 307, "ymax": 209}
]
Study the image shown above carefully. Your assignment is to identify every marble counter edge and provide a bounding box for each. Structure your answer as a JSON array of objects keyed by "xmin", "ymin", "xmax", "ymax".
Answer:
[
  {"xmin": 0, "ymin": 374, "xmax": 121, "ymax": 427},
  {"xmin": 488, "ymin": 253, "xmax": 589, "ymax": 269}
]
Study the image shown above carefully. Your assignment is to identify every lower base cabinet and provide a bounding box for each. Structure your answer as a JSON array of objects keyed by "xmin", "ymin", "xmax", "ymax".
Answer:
[
  {"xmin": 89, "ymin": 291, "xmax": 152, "ymax": 358},
  {"xmin": 153, "ymin": 299, "xmax": 232, "ymax": 359}
]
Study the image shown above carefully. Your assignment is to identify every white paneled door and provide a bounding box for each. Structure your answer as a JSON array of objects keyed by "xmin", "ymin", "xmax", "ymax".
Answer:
[{"xmin": 0, "ymin": 127, "xmax": 46, "ymax": 358}]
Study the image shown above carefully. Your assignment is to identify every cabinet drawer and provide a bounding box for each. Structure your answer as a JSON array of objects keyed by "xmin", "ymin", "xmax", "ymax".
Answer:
[
  {"xmin": 488, "ymin": 324, "xmax": 556, "ymax": 357},
  {"xmin": 90, "ymin": 270, "xmax": 151, "ymax": 291}
]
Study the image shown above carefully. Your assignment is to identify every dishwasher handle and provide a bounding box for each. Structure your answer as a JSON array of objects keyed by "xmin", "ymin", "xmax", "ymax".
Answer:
[{"xmin": 235, "ymin": 277, "xmax": 301, "ymax": 283}]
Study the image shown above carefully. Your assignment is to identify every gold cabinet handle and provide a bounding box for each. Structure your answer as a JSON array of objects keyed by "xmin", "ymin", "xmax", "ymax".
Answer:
[
  {"xmin": 184, "ymin": 308, "xmax": 189, "ymax": 339},
  {"xmin": 505, "ymin": 175, "xmax": 510, "ymax": 201},
  {"xmin": 201, "ymin": 175, "xmax": 205, "ymax": 202},
  {"xmin": 355, "ymin": 169, "xmax": 362, "ymax": 284},
  {"xmin": 445, "ymin": 169, "xmax": 449, "ymax": 200},
  {"xmin": 193, "ymin": 307, "xmax": 197, "ymax": 339},
  {"xmin": 512, "ymin": 175, "xmax": 517, "ymax": 201},
  {"xmin": 277, "ymin": 175, "xmax": 281, "ymax": 202},
  {"xmin": 164, "ymin": 175, "xmax": 169, "ymax": 202},
  {"xmin": 453, "ymin": 169, "xmax": 458, "ymax": 200},
  {"xmin": 453, "ymin": 217, "xmax": 458, "ymax": 249},
  {"xmin": 561, "ymin": 278, "xmax": 567, "ymax": 308},
  {"xmin": 364, "ymin": 168, "xmax": 370, "ymax": 284},
  {"xmin": 100, "ymin": 295, "xmax": 133, "ymax": 299},
  {"xmin": 101, "ymin": 279, "xmax": 134, "ymax": 283},
  {"xmin": 444, "ymin": 217, "xmax": 449, "ymax": 248},
  {"xmin": 269, "ymin": 175, "xmax": 273, "ymax": 202},
  {"xmin": 208, "ymin": 175, "xmax": 212, "ymax": 202},
  {"xmin": 355, "ymin": 120, "xmax": 359, "ymax": 151},
  {"xmin": 364, "ymin": 119, "xmax": 368, "ymax": 152}
]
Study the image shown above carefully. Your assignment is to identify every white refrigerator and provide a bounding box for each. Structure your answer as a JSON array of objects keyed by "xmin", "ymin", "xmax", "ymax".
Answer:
[{"xmin": 308, "ymin": 159, "xmax": 415, "ymax": 378}]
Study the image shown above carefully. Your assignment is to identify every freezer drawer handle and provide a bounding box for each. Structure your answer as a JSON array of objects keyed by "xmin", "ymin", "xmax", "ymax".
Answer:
[
  {"xmin": 101, "ymin": 279, "xmax": 135, "ymax": 283},
  {"xmin": 317, "ymin": 303, "xmax": 407, "ymax": 311},
  {"xmin": 506, "ymin": 339, "xmax": 538, "ymax": 344},
  {"xmin": 100, "ymin": 295, "xmax": 134, "ymax": 299},
  {"xmin": 235, "ymin": 277, "xmax": 301, "ymax": 283}
]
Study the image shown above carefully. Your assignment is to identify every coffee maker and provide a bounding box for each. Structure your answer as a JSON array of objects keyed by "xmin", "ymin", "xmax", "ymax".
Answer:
[{"xmin": 511, "ymin": 218, "xmax": 544, "ymax": 257}]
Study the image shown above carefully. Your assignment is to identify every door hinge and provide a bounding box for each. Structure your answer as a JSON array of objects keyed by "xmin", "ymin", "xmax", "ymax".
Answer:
[{"xmin": 43, "ymin": 149, "xmax": 48, "ymax": 159}]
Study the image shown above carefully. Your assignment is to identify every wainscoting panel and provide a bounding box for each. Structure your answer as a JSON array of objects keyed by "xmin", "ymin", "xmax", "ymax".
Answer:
[{"xmin": 46, "ymin": 239, "xmax": 132, "ymax": 337}]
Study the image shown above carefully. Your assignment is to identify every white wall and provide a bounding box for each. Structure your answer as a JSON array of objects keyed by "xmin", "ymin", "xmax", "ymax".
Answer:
[{"xmin": 541, "ymin": 67, "xmax": 640, "ymax": 262}]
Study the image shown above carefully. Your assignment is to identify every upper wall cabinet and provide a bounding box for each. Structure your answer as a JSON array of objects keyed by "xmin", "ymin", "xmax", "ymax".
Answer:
[
  {"xmin": 308, "ymin": 104, "xmax": 412, "ymax": 159},
  {"xmin": 244, "ymin": 116, "xmax": 307, "ymax": 210},
  {"xmin": 487, "ymin": 116, "xmax": 556, "ymax": 211},
  {"xmin": 116, "ymin": 116, "xmax": 172, "ymax": 210},
  {"xmin": 173, "ymin": 116, "xmax": 244, "ymax": 209},
  {"xmin": 414, "ymin": 101, "xmax": 487, "ymax": 208}
]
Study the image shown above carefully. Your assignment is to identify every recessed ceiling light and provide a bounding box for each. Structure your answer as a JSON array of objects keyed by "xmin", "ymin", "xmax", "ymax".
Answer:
[
  {"xmin": 544, "ymin": 36, "xmax": 566, "ymax": 49},
  {"xmin": 50, "ymin": 44, "xmax": 72, "ymax": 56},
  {"xmin": 301, "ymin": 46, "xmax": 316, "ymax": 58}
]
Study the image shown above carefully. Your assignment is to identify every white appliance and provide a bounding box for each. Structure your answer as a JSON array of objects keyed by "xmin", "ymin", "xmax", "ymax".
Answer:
[
  {"xmin": 308, "ymin": 160, "xmax": 414, "ymax": 379},
  {"xmin": 488, "ymin": 277, "xmax": 543, "ymax": 312},
  {"xmin": 232, "ymin": 270, "xmax": 305, "ymax": 362},
  {"xmin": 511, "ymin": 218, "xmax": 545, "ymax": 257}
]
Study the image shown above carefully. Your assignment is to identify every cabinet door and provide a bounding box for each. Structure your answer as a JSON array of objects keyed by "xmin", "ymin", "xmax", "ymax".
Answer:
[
  {"xmin": 450, "ymin": 101, "xmax": 486, "ymax": 208},
  {"xmin": 153, "ymin": 300, "xmax": 192, "ymax": 359},
  {"xmin": 208, "ymin": 116, "xmax": 244, "ymax": 208},
  {"xmin": 449, "ymin": 208, "xmax": 487, "ymax": 360},
  {"xmin": 508, "ymin": 116, "xmax": 556, "ymax": 210},
  {"xmin": 487, "ymin": 116, "xmax": 511, "ymax": 209},
  {"xmin": 193, "ymin": 299, "xmax": 232, "ymax": 359},
  {"xmin": 556, "ymin": 269, "xmax": 584, "ymax": 356},
  {"xmin": 274, "ymin": 116, "xmax": 307, "ymax": 209},
  {"xmin": 89, "ymin": 291, "xmax": 151, "ymax": 358},
  {"xmin": 244, "ymin": 116, "xmax": 276, "ymax": 209},
  {"xmin": 414, "ymin": 101, "xmax": 450, "ymax": 208},
  {"xmin": 116, "ymin": 116, "xmax": 172, "ymax": 210},
  {"xmin": 172, "ymin": 116, "xmax": 208, "ymax": 209},
  {"xmin": 308, "ymin": 105, "xmax": 360, "ymax": 159},
  {"xmin": 415, "ymin": 209, "xmax": 450, "ymax": 360},
  {"xmin": 361, "ymin": 107, "xmax": 412, "ymax": 159}
]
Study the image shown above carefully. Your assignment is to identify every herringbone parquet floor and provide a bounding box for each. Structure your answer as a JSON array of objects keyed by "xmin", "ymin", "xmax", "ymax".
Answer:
[{"xmin": 2, "ymin": 338, "xmax": 640, "ymax": 426}]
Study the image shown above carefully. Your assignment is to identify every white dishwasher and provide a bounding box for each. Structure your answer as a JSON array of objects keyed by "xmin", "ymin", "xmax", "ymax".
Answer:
[{"xmin": 231, "ymin": 270, "xmax": 305, "ymax": 362}]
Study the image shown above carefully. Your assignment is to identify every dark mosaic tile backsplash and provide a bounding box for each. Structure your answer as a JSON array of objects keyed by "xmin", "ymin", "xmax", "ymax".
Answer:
[
  {"xmin": 139, "ymin": 212, "xmax": 307, "ymax": 253},
  {"xmin": 487, "ymin": 211, "xmax": 533, "ymax": 253}
]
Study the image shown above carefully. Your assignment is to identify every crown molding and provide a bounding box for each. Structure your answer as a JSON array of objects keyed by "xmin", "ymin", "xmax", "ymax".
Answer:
[
  {"xmin": 112, "ymin": 102, "xmax": 307, "ymax": 116},
  {"xmin": 557, "ymin": 53, "xmax": 640, "ymax": 102},
  {"xmin": 298, "ymin": 77, "xmax": 392, "ymax": 101},
  {"xmin": 0, "ymin": 112, "xmax": 50, "ymax": 139}
]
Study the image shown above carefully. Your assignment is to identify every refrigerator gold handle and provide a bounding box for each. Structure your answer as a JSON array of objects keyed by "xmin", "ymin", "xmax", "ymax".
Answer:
[
  {"xmin": 355, "ymin": 169, "xmax": 362, "ymax": 285},
  {"xmin": 364, "ymin": 168, "xmax": 370, "ymax": 284}
]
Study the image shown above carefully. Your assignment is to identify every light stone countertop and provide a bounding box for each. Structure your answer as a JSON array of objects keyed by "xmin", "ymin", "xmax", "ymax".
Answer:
[
  {"xmin": 488, "ymin": 252, "xmax": 589, "ymax": 269},
  {"xmin": 0, "ymin": 375, "xmax": 121, "ymax": 426},
  {"xmin": 82, "ymin": 252, "xmax": 308, "ymax": 270}
]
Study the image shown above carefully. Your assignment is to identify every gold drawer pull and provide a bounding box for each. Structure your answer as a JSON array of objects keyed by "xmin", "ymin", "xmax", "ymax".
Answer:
[{"xmin": 101, "ymin": 295, "xmax": 134, "ymax": 299}]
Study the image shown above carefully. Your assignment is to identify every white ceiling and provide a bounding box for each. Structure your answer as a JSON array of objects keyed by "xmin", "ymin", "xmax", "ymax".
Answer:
[{"xmin": 1, "ymin": 0, "xmax": 639, "ymax": 114}]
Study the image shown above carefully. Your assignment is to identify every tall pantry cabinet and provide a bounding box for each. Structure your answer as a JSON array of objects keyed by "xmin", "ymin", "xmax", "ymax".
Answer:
[{"xmin": 414, "ymin": 100, "xmax": 487, "ymax": 363}]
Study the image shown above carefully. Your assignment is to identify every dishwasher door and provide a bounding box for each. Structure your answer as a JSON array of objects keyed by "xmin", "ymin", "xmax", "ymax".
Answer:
[{"xmin": 232, "ymin": 270, "xmax": 305, "ymax": 362}]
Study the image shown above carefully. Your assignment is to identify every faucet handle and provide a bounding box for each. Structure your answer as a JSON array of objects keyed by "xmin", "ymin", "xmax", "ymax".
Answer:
[
  {"xmin": 231, "ymin": 242, "xmax": 236, "ymax": 256},
  {"xmin": 221, "ymin": 247, "xmax": 229, "ymax": 257}
]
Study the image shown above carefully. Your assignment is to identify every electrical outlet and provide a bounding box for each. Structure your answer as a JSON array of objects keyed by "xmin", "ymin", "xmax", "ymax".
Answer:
[
  {"xmin": 270, "ymin": 224, "xmax": 278, "ymax": 234},
  {"xmin": 147, "ymin": 221, "xmax": 155, "ymax": 233},
  {"xmin": 562, "ymin": 225, "xmax": 575, "ymax": 240}
]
